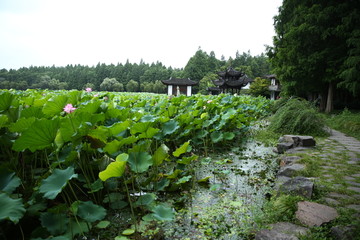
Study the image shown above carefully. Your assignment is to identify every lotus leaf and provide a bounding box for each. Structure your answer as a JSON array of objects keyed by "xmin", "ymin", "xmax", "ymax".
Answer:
[
  {"xmin": 153, "ymin": 144, "xmax": 169, "ymax": 166},
  {"xmin": 151, "ymin": 204, "xmax": 174, "ymax": 221},
  {"xmin": 128, "ymin": 151, "xmax": 153, "ymax": 173},
  {"xmin": 96, "ymin": 220, "xmax": 110, "ymax": 229},
  {"xmin": 210, "ymin": 131, "xmax": 223, "ymax": 143},
  {"xmin": 42, "ymin": 95, "xmax": 69, "ymax": 116},
  {"xmin": 77, "ymin": 201, "xmax": 106, "ymax": 222},
  {"xmin": 162, "ymin": 119, "xmax": 179, "ymax": 135},
  {"xmin": 8, "ymin": 117, "xmax": 35, "ymax": 132},
  {"xmin": 39, "ymin": 167, "xmax": 78, "ymax": 200},
  {"xmin": 13, "ymin": 118, "xmax": 60, "ymax": 152},
  {"xmin": 135, "ymin": 193, "xmax": 156, "ymax": 207},
  {"xmin": 0, "ymin": 193, "xmax": 25, "ymax": 223},
  {"xmin": 0, "ymin": 114, "xmax": 8, "ymax": 128},
  {"xmin": 0, "ymin": 91, "xmax": 16, "ymax": 112},
  {"xmin": 173, "ymin": 141, "xmax": 190, "ymax": 157},
  {"xmin": 99, "ymin": 153, "xmax": 128, "ymax": 181},
  {"xmin": 0, "ymin": 169, "xmax": 21, "ymax": 194},
  {"xmin": 40, "ymin": 212, "xmax": 69, "ymax": 235}
]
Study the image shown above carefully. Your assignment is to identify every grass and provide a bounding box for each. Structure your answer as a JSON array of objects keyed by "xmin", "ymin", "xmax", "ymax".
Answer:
[{"xmin": 324, "ymin": 109, "xmax": 360, "ymax": 140}]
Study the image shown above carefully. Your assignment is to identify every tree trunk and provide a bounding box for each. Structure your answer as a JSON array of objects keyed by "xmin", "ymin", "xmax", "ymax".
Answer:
[{"xmin": 325, "ymin": 83, "xmax": 334, "ymax": 113}]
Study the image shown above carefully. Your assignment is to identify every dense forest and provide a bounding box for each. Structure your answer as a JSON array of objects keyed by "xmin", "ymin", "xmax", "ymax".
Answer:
[
  {"xmin": 0, "ymin": 49, "xmax": 270, "ymax": 94},
  {"xmin": 268, "ymin": 0, "xmax": 360, "ymax": 111}
]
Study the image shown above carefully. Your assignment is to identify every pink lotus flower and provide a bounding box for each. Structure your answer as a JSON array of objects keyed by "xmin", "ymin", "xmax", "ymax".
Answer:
[
  {"xmin": 85, "ymin": 88, "xmax": 92, "ymax": 92},
  {"xmin": 207, "ymin": 100, "xmax": 213, "ymax": 104},
  {"xmin": 63, "ymin": 103, "xmax": 76, "ymax": 113}
]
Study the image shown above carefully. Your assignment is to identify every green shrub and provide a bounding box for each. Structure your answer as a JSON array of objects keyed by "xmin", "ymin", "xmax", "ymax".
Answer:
[{"xmin": 269, "ymin": 98, "xmax": 328, "ymax": 136}]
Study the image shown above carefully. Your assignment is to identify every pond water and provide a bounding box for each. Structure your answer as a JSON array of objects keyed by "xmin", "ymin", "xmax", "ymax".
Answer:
[{"xmin": 161, "ymin": 140, "xmax": 278, "ymax": 240}]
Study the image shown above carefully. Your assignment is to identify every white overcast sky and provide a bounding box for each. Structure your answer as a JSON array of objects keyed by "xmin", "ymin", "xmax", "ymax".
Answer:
[{"xmin": 0, "ymin": 0, "xmax": 283, "ymax": 69}]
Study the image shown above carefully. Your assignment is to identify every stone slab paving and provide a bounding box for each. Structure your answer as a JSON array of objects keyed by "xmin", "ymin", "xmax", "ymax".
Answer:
[{"xmin": 256, "ymin": 130, "xmax": 360, "ymax": 239}]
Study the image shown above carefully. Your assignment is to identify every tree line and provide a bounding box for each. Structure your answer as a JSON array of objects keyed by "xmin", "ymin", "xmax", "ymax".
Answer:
[
  {"xmin": 268, "ymin": 0, "xmax": 360, "ymax": 111},
  {"xmin": 0, "ymin": 49, "xmax": 271, "ymax": 94}
]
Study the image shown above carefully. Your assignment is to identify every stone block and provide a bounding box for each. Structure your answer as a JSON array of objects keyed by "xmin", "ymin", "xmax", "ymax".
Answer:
[
  {"xmin": 279, "ymin": 176, "xmax": 314, "ymax": 198},
  {"xmin": 296, "ymin": 201, "xmax": 338, "ymax": 227}
]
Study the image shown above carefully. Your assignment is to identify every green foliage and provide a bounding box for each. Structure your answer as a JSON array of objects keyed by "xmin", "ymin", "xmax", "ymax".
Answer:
[
  {"xmin": 261, "ymin": 195, "xmax": 303, "ymax": 223},
  {"xmin": 269, "ymin": 98, "xmax": 328, "ymax": 136},
  {"xmin": 249, "ymin": 77, "xmax": 270, "ymax": 97},
  {"xmin": 0, "ymin": 89, "xmax": 272, "ymax": 239},
  {"xmin": 39, "ymin": 167, "xmax": 78, "ymax": 200},
  {"xmin": 0, "ymin": 193, "xmax": 26, "ymax": 223},
  {"xmin": 269, "ymin": 0, "xmax": 360, "ymax": 110}
]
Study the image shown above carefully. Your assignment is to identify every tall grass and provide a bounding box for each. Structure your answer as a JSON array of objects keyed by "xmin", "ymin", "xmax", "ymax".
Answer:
[
  {"xmin": 325, "ymin": 109, "xmax": 360, "ymax": 140},
  {"xmin": 268, "ymin": 98, "xmax": 328, "ymax": 137}
]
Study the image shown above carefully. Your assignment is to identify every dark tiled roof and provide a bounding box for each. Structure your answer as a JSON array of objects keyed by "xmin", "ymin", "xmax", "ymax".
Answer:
[
  {"xmin": 264, "ymin": 74, "xmax": 276, "ymax": 79},
  {"xmin": 161, "ymin": 78, "xmax": 198, "ymax": 86}
]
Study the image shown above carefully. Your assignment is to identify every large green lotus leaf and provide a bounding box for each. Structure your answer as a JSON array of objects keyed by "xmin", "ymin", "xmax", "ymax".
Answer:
[
  {"xmin": 139, "ymin": 127, "xmax": 160, "ymax": 139},
  {"xmin": 40, "ymin": 212, "xmax": 69, "ymax": 235},
  {"xmin": 140, "ymin": 114, "xmax": 158, "ymax": 123},
  {"xmin": 128, "ymin": 152, "xmax": 153, "ymax": 173},
  {"xmin": 162, "ymin": 119, "xmax": 179, "ymax": 135},
  {"xmin": 13, "ymin": 118, "xmax": 60, "ymax": 152},
  {"xmin": 221, "ymin": 108, "xmax": 237, "ymax": 121},
  {"xmin": 151, "ymin": 204, "xmax": 174, "ymax": 221},
  {"xmin": 0, "ymin": 169, "xmax": 21, "ymax": 194},
  {"xmin": 223, "ymin": 132, "xmax": 235, "ymax": 140},
  {"xmin": 20, "ymin": 106, "xmax": 45, "ymax": 118},
  {"xmin": 0, "ymin": 91, "xmax": 16, "ymax": 112},
  {"xmin": 108, "ymin": 120, "xmax": 131, "ymax": 136},
  {"xmin": 77, "ymin": 201, "xmax": 106, "ymax": 222},
  {"xmin": 130, "ymin": 122, "xmax": 151, "ymax": 135},
  {"xmin": 99, "ymin": 153, "xmax": 128, "ymax": 181},
  {"xmin": 172, "ymin": 141, "xmax": 190, "ymax": 157},
  {"xmin": 153, "ymin": 144, "xmax": 169, "ymax": 166},
  {"xmin": 42, "ymin": 95, "xmax": 69, "ymax": 116},
  {"xmin": 0, "ymin": 193, "xmax": 25, "ymax": 223},
  {"xmin": 8, "ymin": 117, "xmax": 35, "ymax": 132},
  {"xmin": 104, "ymin": 140, "xmax": 121, "ymax": 155},
  {"xmin": 39, "ymin": 167, "xmax": 78, "ymax": 200},
  {"xmin": 88, "ymin": 126, "xmax": 110, "ymax": 143},
  {"xmin": 0, "ymin": 114, "xmax": 8, "ymax": 128},
  {"xmin": 77, "ymin": 100, "xmax": 101, "ymax": 114},
  {"xmin": 177, "ymin": 155, "xmax": 198, "ymax": 165},
  {"xmin": 210, "ymin": 131, "xmax": 223, "ymax": 143},
  {"xmin": 135, "ymin": 193, "xmax": 156, "ymax": 207}
]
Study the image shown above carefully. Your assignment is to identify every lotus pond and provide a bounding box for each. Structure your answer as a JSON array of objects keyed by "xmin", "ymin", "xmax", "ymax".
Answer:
[{"xmin": 0, "ymin": 90, "xmax": 276, "ymax": 239}]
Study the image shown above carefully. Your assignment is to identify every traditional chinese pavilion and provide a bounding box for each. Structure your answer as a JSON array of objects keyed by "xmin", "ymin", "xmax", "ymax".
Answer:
[
  {"xmin": 211, "ymin": 67, "xmax": 253, "ymax": 94},
  {"xmin": 161, "ymin": 77, "xmax": 198, "ymax": 96}
]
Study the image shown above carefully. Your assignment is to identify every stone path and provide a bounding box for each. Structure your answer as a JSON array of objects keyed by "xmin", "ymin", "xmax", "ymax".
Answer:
[
  {"xmin": 256, "ymin": 130, "xmax": 360, "ymax": 239},
  {"xmin": 318, "ymin": 129, "xmax": 360, "ymax": 209}
]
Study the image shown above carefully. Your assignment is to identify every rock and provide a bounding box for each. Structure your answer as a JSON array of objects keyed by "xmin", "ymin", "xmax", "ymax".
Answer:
[
  {"xmin": 274, "ymin": 176, "xmax": 291, "ymax": 190},
  {"xmin": 347, "ymin": 186, "xmax": 360, "ymax": 193},
  {"xmin": 277, "ymin": 142, "xmax": 294, "ymax": 154},
  {"xmin": 295, "ymin": 201, "xmax": 339, "ymax": 227},
  {"xmin": 279, "ymin": 156, "xmax": 302, "ymax": 166},
  {"xmin": 255, "ymin": 222, "xmax": 309, "ymax": 240},
  {"xmin": 255, "ymin": 229, "xmax": 298, "ymax": 240},
  {"xmin": 327, "ymin": 192, "xmax": 353, "ymax": 200},
  {"xmin": 323, "ymin": 198, "xmax": 340, "ymax": 206},
  {"xmin": 345, "ymin": 205, "xmax": 360, "ymax": 211},
  {"xmin": 331, "ymin": 225, "xmax": 358, "ymax": 240},
  {"xmin": 278, "ymin": 176, "xmax": 314, "ymax": 198},
  {"xmin": 278, "ymin": 164, "xmax": 306, "ymax": 177},
  {"xmin": 298, "ymin": 136, "xmax": 316, "ymax": 147},
  {"xmin": 277, "ymin": 135, "xmax": 316, "ymax": 154}
]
